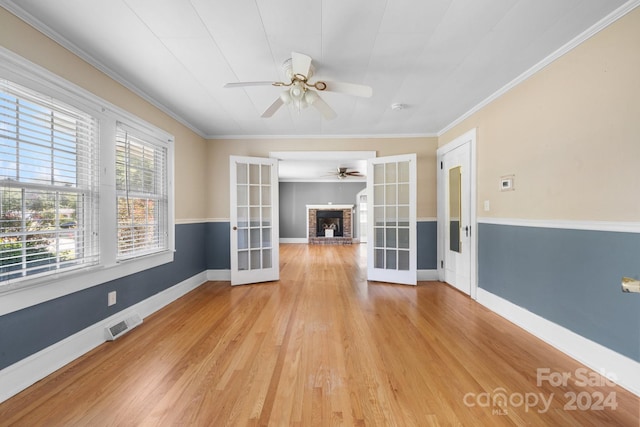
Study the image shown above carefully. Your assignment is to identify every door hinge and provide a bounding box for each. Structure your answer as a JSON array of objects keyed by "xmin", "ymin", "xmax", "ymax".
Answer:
[
  {"xmin": 440, "ymin": 260, "xmax": 444, "ymax": 268},
  {"xmin": 440, "ymin": 161, "xmax": 443, "ymax": 170}
]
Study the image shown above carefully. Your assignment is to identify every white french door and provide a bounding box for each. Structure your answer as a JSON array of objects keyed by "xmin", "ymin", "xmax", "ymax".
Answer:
[
  {"xmin": 367, "ymin": 154, "xmax": 417, "ymax": 285},
  {"xmin": 229, "ymin": 156, "xmax": 279, "ymax": 286}
]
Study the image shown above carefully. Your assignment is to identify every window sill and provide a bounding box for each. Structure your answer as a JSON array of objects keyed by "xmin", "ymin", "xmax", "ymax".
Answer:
[{"xmin": 0, "ymin": 250, "xmax": 174, "ymax": 316}]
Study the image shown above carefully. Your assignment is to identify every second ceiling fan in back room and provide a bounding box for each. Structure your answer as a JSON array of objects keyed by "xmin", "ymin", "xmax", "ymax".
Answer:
[{"xmin": 224, "ymin": 52, "xmax": 373, "ymax": 120}]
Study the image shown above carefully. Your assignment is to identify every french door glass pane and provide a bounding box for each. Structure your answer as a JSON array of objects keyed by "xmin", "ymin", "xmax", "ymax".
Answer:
[
  {"xmin": 238, "ymin": 229, "xmax": 248, "ymax": 250},
  {"xmin": 262, "ymin": 249, "xmax": 272, "ymax": 268},
  {"xmin": 237, "ymin": 186, "xmax": 248, "ymax": 206},
  {"xmin": 375, "ymin": 228, "xmax": 384, "ymax": 247},
  {"xmin": 386, "ymin": 228, "xmax": 396, "ymax": 248},
  {"xmin": 249, "ymin": 164, "xmax": 260, "ymax": 184},
  {"xmin": 374, "ymin": 163, "xmax": 384, "ymax": 182},
  {"xmin": 262, "ymin": 207, "xmax": 271, "ymax": 226},
  {"xmin": 250, "ymin": 207, "xmax": 260, "ymax": 227},
  {"xmin": 398, "ymin": 183, "xmax": 410, "ymax": 204},
  {"xmin": 398, "ymin": 250, "xmax": 410, "ymax": 270},
  {"xmin": 398, "ymin": 161, "xmax": 409, "ymax": 182},
  {"xmin": 262, "ymin": 228, "xmax": 272, "ymax": 247},
  {"xmin": 237, "ymin": 163, "xmax": 247, "ymax": 184},
  {"xmin": 261, "ymin": 186, "xmax": 271, "ymax": 205},
  {"xmin": 385, "ymin": 184, "xmax": 396, "ymax": 204},
  {"xmin": 385, "ymin": 163, "xmax": 396, "ymax": 182},
  {"xmin": 250, "ymin": 229, "xmax": 260, "ymax": 248},
  {"xmin": 385, "ymin": 206, "xmax": 396, "ymax": 226},
  {"xmin": 398, "ymin": 206, "xmax": 409, "ymax": 226},
  {"xmin": 261, "ymin": 165, "xmax": 271, "ymax": 184},
  {"xmin": 375, "ymin": 248, "xmax": 384, "ymax": 268},
  {"xmin": 238, "ymin": 251, "xmax": 248, "ymax": 271},
  {"xmin": 250, "ymin": 186, "xmax": 260, "ymax": 205},
  {"xmin": 386, "ymin": 249, "xmax": 397, "ymax": 269},
  {"xmin": 398, "ymin": 228, "xmax": 409, "ymax": 249},
  {"xmin": 250, "ymin": 249, "xmax": 261, "ymax": 269}
]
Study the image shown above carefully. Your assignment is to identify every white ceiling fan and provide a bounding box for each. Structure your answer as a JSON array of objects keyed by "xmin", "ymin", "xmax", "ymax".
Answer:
[{"xmin": 224, "ymin": 52, "xmax": 373, "ymax": 120}]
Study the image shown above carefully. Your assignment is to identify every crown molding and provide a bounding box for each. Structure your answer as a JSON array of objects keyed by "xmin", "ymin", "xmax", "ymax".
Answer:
[
  {"xmin": 438, "ymin": 0, "xmax": 640, "ymax": 137},
  {"xmin": 0, "ymin": 0, "xmax": 207, "ymax": 139}
]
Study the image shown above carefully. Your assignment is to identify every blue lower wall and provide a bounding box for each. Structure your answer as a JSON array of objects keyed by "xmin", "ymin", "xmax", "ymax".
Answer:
[
  {"xmin": 204, "ymin": 220, "xmax": 438, "ymax": 271},
  {"xmin": 0, "ymin": 220, "xmax": 436, "ymax": 371},
  {"xmin": 206, "ymin": 222, "xmax": 230, "ymax": 270},
  {"xmin": 417, "ymin": 221, "xmax": 438, "ymax": 270},
  {"xmin": 0, "ymin": 223, "xmax": 207, "ymax": 370},
  {"xmin": 478, "ymin": 223, "xmax": 640, "ymax": 362}
]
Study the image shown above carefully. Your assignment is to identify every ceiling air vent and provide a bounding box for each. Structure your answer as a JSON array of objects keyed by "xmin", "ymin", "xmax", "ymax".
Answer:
[{"xmin": 105, "ymin": 313, "xmax": 142, "ymax": 341}]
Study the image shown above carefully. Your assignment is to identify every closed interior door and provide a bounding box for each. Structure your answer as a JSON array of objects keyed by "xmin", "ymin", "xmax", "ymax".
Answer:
[{"xmin": 442, "ymin": 144, "xmax": 471, "ymax": 294}]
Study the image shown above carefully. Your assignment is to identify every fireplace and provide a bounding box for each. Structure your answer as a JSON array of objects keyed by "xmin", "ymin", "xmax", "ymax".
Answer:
[
  {"xmin": 316, "ymin": 210, "xmax": 343, "ymax": 237},
  {"xmin": 306, "ymin": 204, "xmax": 353, "ymax": 245}
]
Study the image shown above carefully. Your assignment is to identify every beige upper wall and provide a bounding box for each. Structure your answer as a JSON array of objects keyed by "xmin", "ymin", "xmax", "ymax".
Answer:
[
  {"xmin": 206, "ymin": 137, "xmax": 438, "ymax": 220},
  {"xmin": 440, "ymin": 7, "xmax": 640, "ymax": 222},
  {"xmin": 0, "ymin": 8, "xmax": 208, "ymax": 222}
]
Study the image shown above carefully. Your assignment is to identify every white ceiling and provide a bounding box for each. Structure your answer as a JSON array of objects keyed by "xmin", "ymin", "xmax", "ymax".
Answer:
[{"xmin": 1, "ymin": 0, "xmax": 632, "ymax": 140}]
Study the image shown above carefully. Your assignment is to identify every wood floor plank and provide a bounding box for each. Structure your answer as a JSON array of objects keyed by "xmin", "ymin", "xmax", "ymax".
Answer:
[{"xmin": 0, "ymin": 243, "xmax": 638, "ymax": 426}]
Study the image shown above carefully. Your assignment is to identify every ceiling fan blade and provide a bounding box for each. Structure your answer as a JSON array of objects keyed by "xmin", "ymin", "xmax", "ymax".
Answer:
[
  {"xmin": 291, "ymin": 52, "xmax": 312, "ymax": 77},
  {"xmin": 261, "ymin": 97, "xmax": 285, "ymax": 118},
  {"xmin": 310, "ymin": 94, "xmax": 337, "ymax": 120},
  {"xmin": 323, "ymin": 81, "xmax": 373, "ymax": 98},
  {"xmin": 224, "ymin": 81, "xmax": 275, "ymax": 88}
]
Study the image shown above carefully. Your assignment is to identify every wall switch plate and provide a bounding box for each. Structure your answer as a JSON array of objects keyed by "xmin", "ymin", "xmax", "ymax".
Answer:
[
  {"xmin": 483, "ymin": 200, "xmax": 490, "ymax": 211},
  {"xmin": 621, "ymin": 277, "xmax": 640, "ymax": 293},
  {"xmin": 108, "ymin": 291, "xmax": 117, "ymax": 306}
]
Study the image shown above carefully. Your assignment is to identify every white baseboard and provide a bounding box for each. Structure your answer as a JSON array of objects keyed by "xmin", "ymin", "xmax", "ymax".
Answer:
[
  {"xmin": 0, "ymin": 271, "xmax": 208, "ymax": 404},
  {"xmin": 477, "ymin": 288, "xmax": 640, "ymax": 397},
  {"xmin": 417, "ymin": 269, "xmax": 439, "ymax": 281},
  {"xmin": 207, "ymin": 269, "xmax": 435, "ymax": 282},
  {"xmin": 207, "ymin": 269, "xmax": 231, "ymax": 281},
  {"xmin": 279, "ymin": 238, "xmax": 307, "ymax": 244}
]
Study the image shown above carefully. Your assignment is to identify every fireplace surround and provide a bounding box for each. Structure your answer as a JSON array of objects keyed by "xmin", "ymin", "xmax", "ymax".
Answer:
[{"xmin": 307, "ymin": 204, "xmax": 353, "ymax": 245}]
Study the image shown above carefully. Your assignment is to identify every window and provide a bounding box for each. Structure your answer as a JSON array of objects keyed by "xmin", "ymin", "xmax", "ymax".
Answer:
[
  {"xmin": 0, "ymin": 48, "xmax": 174, "ymax": 314},
  {"xmin": 116, "ymin": 124, "xmax": 168, "ymax": 259},
  {"xmin": 0, "ymin": 80, "xmax": 99, "ymax": 282}
]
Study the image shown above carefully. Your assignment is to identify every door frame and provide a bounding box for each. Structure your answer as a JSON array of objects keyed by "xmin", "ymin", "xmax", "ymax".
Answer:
[{"xmin": 436, "ymin": 128, "xmax": 478, "ymax": 299}]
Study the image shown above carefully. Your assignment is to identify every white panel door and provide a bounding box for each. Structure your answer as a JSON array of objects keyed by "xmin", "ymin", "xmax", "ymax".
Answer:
[
  {"xmin": 367, "ymin": 154, "xmax": 417, "ymax": 285},
  {"xmin": 442, "ymin": 143, "xmax": 471, "ymax": 294},
  {"xmin": 230, "ymin": 156, "xmax": 279, "ymax": 286}
]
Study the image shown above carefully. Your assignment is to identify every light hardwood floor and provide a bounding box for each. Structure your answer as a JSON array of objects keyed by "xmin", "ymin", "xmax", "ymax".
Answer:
[{"xmin": 1, "ymin": 244, "xmax": 638, "ymax": 426}]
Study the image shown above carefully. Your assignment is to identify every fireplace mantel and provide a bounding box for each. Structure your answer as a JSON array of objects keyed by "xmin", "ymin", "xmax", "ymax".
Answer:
[
  {"xmin": 306, "ymin": 204, "xmax": 354, "ymax": 210},
  {"xmin": 306, "ymin": 204, "xmax": 354, "ymax": 244}
]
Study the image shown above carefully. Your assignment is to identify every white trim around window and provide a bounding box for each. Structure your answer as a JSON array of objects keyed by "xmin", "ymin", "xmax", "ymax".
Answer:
[{"xmin": 0, "ymin": 47, "xmax": 175, "ymax": 316}]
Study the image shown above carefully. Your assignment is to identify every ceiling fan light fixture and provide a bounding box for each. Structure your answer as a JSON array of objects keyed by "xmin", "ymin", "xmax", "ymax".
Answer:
[
  {"xmin": 304, "ymin": 90, "xmax": 318, "ymax": 105},
  {"xmin": 280, "ymin": 90, "xmax": 292, "ymax": 104}
]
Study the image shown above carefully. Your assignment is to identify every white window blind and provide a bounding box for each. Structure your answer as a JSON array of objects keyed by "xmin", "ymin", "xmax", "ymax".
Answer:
[
  {"xmin": 115, "ymin": 124, "xmax": 168, "ymax": 260},
  {"xmin": 0, "ymin": 79, "xmax": 99, "ymax": 283}
]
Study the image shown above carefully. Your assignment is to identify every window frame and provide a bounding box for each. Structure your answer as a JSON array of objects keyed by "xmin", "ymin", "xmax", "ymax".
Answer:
[
  {"xmin": 0, "ymin": 47, "xmax": 175, "ymax": 316},
  {"xmin": 0, "ymin": 79, "xmax": 101, "ymax": 282}
]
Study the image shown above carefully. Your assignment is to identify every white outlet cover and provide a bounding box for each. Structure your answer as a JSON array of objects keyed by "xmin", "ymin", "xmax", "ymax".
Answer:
[{"xmin": 108, "ymin": 291, "xmax": 117, "ymax": 306}]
